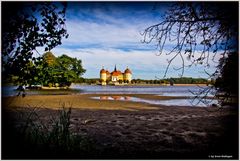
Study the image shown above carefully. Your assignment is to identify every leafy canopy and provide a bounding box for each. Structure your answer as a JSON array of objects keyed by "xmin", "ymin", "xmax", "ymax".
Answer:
[
  {"xmin": 34, "ymin": 52, "xmax": 86, "ymax": 87},
  {"xmin": 2, "ymin": 2, "xmax": 69, "ymax": 85}
]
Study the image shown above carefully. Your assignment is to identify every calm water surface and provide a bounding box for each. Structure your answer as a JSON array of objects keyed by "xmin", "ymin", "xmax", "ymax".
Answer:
[
  {"xmin": 92, "ymin": 96, "xmax": 217, "ymax": 107},
  {"xmin": 71, "ymin": 84, "xmax": 215, "ymax": 97},
  {"xmin": 2, "ymin": 85, "xmax": 217, "ymax": 107}
]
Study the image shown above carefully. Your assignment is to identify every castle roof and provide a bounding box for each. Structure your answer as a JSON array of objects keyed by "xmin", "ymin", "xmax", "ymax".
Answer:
[
  {"xmin": 124, "ymin": 68, "xmax": 132, "ymax": 74},
  {"xmin": 106, "ymin": 70, "xmax": 110, "ymax": 75},
  {"xmin": 100, "ymin": 68, "xmax": 106, "ymax": 74},
  {"xmin": 111, "ymin": 70, "xmax": 122, "ymax": 76},
  {"xmin": 100, "ymin": 66, "xmax": 132, "ymax": 75}
]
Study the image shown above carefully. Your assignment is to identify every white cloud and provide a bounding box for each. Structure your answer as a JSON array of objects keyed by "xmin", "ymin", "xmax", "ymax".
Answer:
[
  {"xmin": 62, "ymin": 19, "xmax": 148, "ymax": 49},
  {"xmin": 52, "ymin": 47, "xmax": 164, "ymax": 78},
  {"xmin": 45, "ymin": 3, "xmax": 221, "ymax": 79},
  {"xmin": 51, "ymin": 47, "xmax": 219, "ymax": 79}
]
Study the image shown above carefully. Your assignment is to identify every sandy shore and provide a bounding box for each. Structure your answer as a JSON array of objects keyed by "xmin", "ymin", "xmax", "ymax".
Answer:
[
  {"xmin": 3, "ymin": 94, "xmax": 192, "ymax": 110},
  {"xmin": 2, "ymin": 94, "xmax": 238, "ymax": 159}
]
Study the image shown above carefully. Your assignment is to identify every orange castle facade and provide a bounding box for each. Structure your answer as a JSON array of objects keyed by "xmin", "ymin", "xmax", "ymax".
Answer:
[{"xmin": 100, "ymin": 65, "xmax": 132, "ymax": 85}]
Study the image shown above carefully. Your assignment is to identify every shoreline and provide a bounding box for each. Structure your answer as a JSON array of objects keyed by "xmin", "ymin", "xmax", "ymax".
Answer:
[
  {"xmin": 71, "ymin": 83, "xmax": 209, "ymax": 87},
  {"xmin": 3, "ymin": 93, "xmax": 213, "ymax": 111}
]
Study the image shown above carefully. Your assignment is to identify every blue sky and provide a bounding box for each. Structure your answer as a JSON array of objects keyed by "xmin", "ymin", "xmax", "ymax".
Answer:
[{"xmin": 50, "ymin": 2, "xmax": 219, "ymax": 79}]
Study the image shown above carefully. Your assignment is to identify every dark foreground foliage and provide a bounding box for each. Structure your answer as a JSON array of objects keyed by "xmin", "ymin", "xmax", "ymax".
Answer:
[{"xmin": 2, "ymin": 2, "xmax": 68, "ymax": 86}]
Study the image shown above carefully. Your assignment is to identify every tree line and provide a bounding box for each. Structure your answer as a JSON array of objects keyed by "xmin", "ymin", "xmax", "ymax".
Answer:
[
  {"xmin": 73, "ymin": 77, "xmax": 210, "ymax": 85},
  {"xmin": 131, "ymin": 77, "xmax": 210, "ymax": 85}
]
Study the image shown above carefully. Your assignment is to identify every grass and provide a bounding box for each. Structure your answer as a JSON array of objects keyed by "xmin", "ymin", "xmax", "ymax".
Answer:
[{"xmin": 2, "ymin": 103, "xmax": 97, "ymax": 159}]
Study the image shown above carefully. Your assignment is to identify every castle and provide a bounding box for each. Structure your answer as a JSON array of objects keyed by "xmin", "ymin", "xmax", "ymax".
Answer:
[{"xmin": 100, "ymin": 65, "xmax": 132, "ymax": 85}]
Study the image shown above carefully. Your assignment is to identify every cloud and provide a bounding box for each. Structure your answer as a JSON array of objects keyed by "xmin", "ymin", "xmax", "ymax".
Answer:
[
  {"xmin": 51, "ymin": 47, "xmax": 164, "ymax": 78},
  {"xmin": 61, "ymin": 2, "xmax": 164, "ymax": 50},
  {"xmin": 64, "ymin": 20, "xmax": 140, "ymax": 46},
  {"xmin": 43, "ymin": 2, "xmax": 220, "ymax": 79},
  {"xmin": 51, "ymin": 46, "xmax": 218, "ymax": 79}
]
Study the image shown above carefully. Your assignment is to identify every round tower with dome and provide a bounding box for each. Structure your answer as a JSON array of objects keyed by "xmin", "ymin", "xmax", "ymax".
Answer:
[
  {"xmin": 124, "ymin": 67, "xmax": 132, "ymax": 83},
  {"xmin": 100, "ymin": 68, "xmax": 107, "ymax": 81},
  {"xmin": 100, "ymin": 67, "xmax": 107, "ymax": 85}
]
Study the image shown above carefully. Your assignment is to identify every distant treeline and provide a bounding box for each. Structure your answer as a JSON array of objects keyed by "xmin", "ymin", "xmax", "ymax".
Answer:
[
  {"xmin": 131, "ymin": 77, "xmax": 210, "ymax": 84},
  {"xmin": 75, "ymin": 77, "xmax": 212, "ymax": 85},
  {"xmin": 163, "ymin": 77, "xmax": 210, "ymax": 84},
  {"xmin": 75, "ymin": 78, "xmax": 99, "ymax": 84}
]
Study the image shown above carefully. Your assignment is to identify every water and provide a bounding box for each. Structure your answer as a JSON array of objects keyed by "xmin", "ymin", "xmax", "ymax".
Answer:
[
  {"xmin": 2, "ymin": 84, "xmax": 217, "ymax": 107},
  {"xmin": 70, "ymin": 84, "xmax": 215, "ymax": 97},
  {"xmin": 92, "ymin": 96, "xmax": 218, "ymax": 107},
  {"xmin": 2, "ymin": 86, "xmax": 19, "ymax": 97},
  {"xmin": 2, "ymin": 84, "xmax": 214, "ymax": 97}
]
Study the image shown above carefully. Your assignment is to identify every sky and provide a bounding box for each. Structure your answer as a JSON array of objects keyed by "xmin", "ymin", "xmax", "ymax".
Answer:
[{"xmin": 50, "ymin": 2, "xmax": 218, "ymax": 79}]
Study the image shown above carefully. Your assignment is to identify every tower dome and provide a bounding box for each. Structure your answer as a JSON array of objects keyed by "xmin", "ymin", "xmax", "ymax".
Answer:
[
  {"xmin": 124, "ymin": 68, "xmax": 132, "ymax": 74},
  {"xmin": 100, "ymin": 68, "xmax": 106, "ymax": 74}
]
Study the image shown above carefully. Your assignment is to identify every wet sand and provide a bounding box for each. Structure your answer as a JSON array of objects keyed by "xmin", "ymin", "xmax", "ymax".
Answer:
[
  {"xmin": 2, "ymin": 94, "xmax": 238, "ymax": 159},
  {"xmin": 3, "ymin": 94, "xmax": 191, "ymax": 110}
]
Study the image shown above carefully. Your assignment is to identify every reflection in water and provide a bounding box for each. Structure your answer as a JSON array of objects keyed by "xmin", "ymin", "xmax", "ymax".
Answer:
[
  {"xmin": 99, "ymin": 96, "xmax": 131, "ymax": 101},
  {"xmin": 124, "ymin": 96, "xmax": 131, "ymax": 101},
  {"xmin": 100, "ymin": 96, "xmax": 108, "ymax": 100},
  {"xmin": 93, "ymin": 96, "xmax": 218, "ymax": 107}
]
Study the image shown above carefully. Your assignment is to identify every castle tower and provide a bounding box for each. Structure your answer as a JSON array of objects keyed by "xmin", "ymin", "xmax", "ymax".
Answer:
[
  {"xmin": 124, "ymin": 67, "xmax": 132, "ymax": 83},
  {"xmin": 100, "ymin": 67, "xmax": 107, "ymax": 83}
]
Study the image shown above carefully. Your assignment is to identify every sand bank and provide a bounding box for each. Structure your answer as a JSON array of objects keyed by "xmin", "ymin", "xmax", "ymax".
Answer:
[{"xmin": 3, "ymin": 94, "xmax": 192, "ymax": 111}]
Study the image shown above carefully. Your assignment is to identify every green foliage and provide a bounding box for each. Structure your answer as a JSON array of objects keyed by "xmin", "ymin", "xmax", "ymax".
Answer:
[
  {"xmin": 164, "ymin": 77, "xmax": 208, "ymax": 84},
  {"xmin": 57, "ymin": 55, "xmax": 86, "ymax": 84},
  {"xmin": 7, "ymin": 51, "xmax": 86, "ymax": 87},
  {"xmin": 2, "ymin": 2, "xmax": 68, "ymax": 85},
  {"xmin": 43, "ymin": 52, "xmax": 57, "ymax": 66},
  {"xmin": 131, "ymin": 77, "xmax": 208, "ymax": 84},
  {"xmin": 84, "ymin": 79, "xmax": 98, "ymax": 84},
  {"xmin": 36, "ymin": 52, "xmax": 86, "ymax": 87}
]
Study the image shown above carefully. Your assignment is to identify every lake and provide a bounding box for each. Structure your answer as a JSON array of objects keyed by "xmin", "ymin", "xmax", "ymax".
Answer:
[
  {"xmin": 2, "ymin": 85, "xmax": 217, "ymax": 107},
  {"xmin": 71, "ymin": 84, "xmax": 215, "ymax": 97},
  {"xmin": 2, "ymin": 84, "xmax": 214, "ymax": 96}
]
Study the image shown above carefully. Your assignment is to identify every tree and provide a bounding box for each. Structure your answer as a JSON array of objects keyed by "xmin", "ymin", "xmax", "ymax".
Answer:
[
  {"xmin": 214, "ymin": 52, "xmax": 238, "ymax": 105},
  {"xmin": 56, "ymin": 54, "xmax": 86, "ymax": 86},
  {"xmin": 38, "ymin": 53, "xmax": 86, "ymax": 87},
  {"xmin": 43, "ymin": 52, "xmax": 57, "ymax": 66},
  {"xmin": 142, "ymin": 2, "xmax": 238, "ymax": 105},
  {"xmin": 2, "ymin": 2, "xmax": 69, "ymax": 86},
  {"xmin": 18, "ymin": 52, "xmax": 86, "ymax": 87}
]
